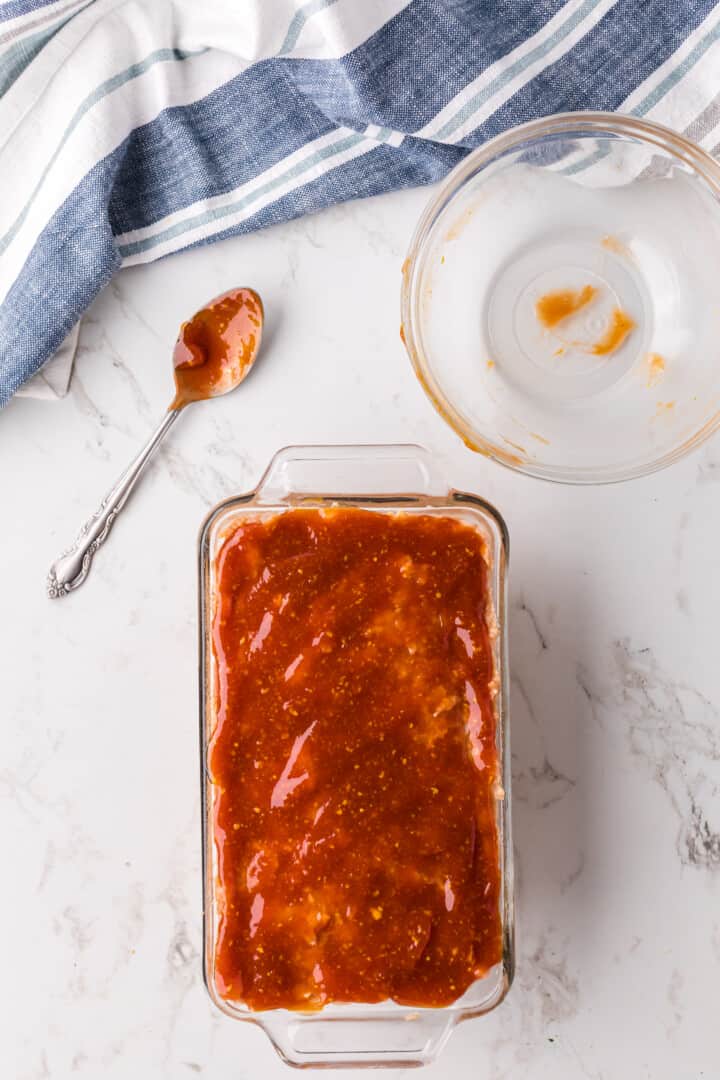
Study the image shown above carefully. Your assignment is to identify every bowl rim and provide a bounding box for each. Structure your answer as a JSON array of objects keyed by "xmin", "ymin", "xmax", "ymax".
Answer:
[{"xmin": 400, "ymin": 110, "xmax": 720, "ymax": 485}]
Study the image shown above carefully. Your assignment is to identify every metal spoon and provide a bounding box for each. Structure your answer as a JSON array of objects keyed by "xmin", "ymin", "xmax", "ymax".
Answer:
[{"xmin": 47, "ymin": 287, "xmax": 264, "ymax": 598}]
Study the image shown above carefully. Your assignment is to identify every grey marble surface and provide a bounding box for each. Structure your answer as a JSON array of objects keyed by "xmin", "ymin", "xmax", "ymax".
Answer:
[{"xmin": 2, "ymin": 185, "xmax": 718, "ymax": 1079}]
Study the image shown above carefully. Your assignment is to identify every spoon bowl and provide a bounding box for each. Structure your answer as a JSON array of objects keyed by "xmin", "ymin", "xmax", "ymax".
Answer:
[{"xmin": 171, "ymin": 287, "xmax": 264, "ymax": 409}]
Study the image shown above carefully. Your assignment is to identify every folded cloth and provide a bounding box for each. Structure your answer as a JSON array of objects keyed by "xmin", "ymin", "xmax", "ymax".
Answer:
[
  {"xmin": 15, "ymin": 322, "xmax": 79, "ymax": 400},
  {"xmin": 1, "ymin": 0, "xmax": 719, "ymax": 406}
]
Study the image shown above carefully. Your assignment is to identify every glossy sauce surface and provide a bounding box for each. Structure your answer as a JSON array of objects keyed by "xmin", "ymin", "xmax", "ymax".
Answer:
[
  {"xmin": 209, "ymin": 508, "xmax": 503, "ymax": 1011},
  {"xmin": 171, "ymin": 288, "xmax": 262, "ymax": 409}
]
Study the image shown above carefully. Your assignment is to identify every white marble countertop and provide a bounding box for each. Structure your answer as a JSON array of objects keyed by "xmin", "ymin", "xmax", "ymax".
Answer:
[{"xmin": 2, "ymin": 185, "xmax": 719, "ymax": 1080}]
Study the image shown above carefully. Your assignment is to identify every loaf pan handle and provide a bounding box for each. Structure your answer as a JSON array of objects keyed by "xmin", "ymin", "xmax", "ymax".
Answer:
[
  {"xmin": 255, "ymin": 443, "xmax": 448, "ymax": 502},
  {"xmin": 261, "ymin": 1009, "xmax": 456, "ymax": 1069}
]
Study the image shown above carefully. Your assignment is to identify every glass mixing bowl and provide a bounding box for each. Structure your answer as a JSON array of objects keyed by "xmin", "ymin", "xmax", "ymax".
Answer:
[{"xmin": 401, "ymin": 112, "xmax": 720, "ymax": 483}]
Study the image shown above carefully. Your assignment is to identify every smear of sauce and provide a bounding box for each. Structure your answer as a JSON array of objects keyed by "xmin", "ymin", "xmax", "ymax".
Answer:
[
  {"xmin": 461, "ymin": 432, "xmax": 525, "ymax": 468},
  {"xmin": 589, "ymin": 309, "xmax": 635, "ymax": 356},
  {"xmin": 646, "ymin": 352, "xmax": 665, "ymax": 387},
  {"xmin": 502, "ymin": 437, "xmax": 527, "ymax": 455},
  {"xmin": 535, "ymin": 285, "xmax": 598, "ymax": 328},
  {"xmin": 171, "ymin": 287, "xmax": 263, "ymax": 409},
  {"xmin": 601, "ymin": 234, "xmax": 631, "ymax": 258},
  {"xmin": 536, "ymin": 284, "xmax": 635, "ymax": 358},
  {"xmin": 444, "ymin": 206, "xmax": 474, "ymax": 243},
  {"xmin": 404, "ymin": 310, "xmax": 524, "ymax": 467},
  {"xmin": 410, "ymin": 360, "xmax": 527, "ymax": 467}
]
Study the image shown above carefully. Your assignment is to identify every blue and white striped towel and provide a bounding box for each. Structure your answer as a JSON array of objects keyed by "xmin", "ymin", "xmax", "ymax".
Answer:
[{"xmin": 2, "ymin": 0, "xmax": 720, "ymax": 406}]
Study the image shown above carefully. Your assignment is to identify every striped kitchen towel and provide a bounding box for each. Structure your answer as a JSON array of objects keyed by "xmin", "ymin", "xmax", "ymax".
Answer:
[{"xmin": 1, "ymin": 0, "xmax": 720, "ymax": 406}]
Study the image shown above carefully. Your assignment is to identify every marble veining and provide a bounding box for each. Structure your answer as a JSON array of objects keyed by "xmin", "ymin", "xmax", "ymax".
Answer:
[{"xmin": 581, "ymin": 638, "xmax": 720, "ymax": 871}]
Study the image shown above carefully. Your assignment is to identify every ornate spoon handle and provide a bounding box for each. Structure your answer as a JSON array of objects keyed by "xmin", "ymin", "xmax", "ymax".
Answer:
[{"xmin": 47, "ymin": 409, "xmax": 180, "ymax": 598}]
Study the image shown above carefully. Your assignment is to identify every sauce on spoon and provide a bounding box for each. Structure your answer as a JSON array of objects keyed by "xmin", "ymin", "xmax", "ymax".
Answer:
[{"xmin": 171, "ymin": 287, "xmax": 263, "ymax": 409}]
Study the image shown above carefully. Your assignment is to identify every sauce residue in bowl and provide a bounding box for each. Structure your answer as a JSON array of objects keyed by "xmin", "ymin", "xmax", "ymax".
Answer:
[
  {"xmin": 171, "ymin": 287, "xmax": 263, "ymax": 409},
  {"xmin": 535, "ymin": 284, "xmax": 598, "ymax": 328},
  {"xmin": 601, "ymin": 234, "xmax": 631, "ymax": 258},
  {"xmin": 535, "ymin": 284, "xmax": 635, "ymax": 358},
  {"xmin": 655, "ymin": 400, "xmax": 675, "ymax": 415},
  {"xmin": 589, "ymin": 308, "xmax": 635, "ymax": 356},
  {"xmin": 646, "ymin": 352, "xmax": 666, "ymax": 387},
  {"xmin": 210, "ymin": 508, "xmax": 502, "ymax": 1011}
]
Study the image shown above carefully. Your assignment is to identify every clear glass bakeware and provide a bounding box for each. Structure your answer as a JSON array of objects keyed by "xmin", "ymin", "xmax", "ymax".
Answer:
[
  {"xmin": 198, "ymin": 445, "xmax": 514, "ymax": 1069},
  {"xmin": 401, "ymin": 112, "xmax": 720, "ymax": 483}
]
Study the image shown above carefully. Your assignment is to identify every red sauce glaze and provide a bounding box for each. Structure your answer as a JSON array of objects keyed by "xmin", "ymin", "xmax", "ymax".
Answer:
[
  {"xmin": 171, "ymin": 288, "xmax": 262, "ymax": 409},
  {"xmin": 209, "ymin": 508, "xmax": 502, "ymax": 1011}
]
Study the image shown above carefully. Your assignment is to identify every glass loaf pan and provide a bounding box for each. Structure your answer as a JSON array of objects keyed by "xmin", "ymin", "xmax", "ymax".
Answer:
[{"xmin": 198, "ymin": 445, "xmax": 514, "ymax": 1068}]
